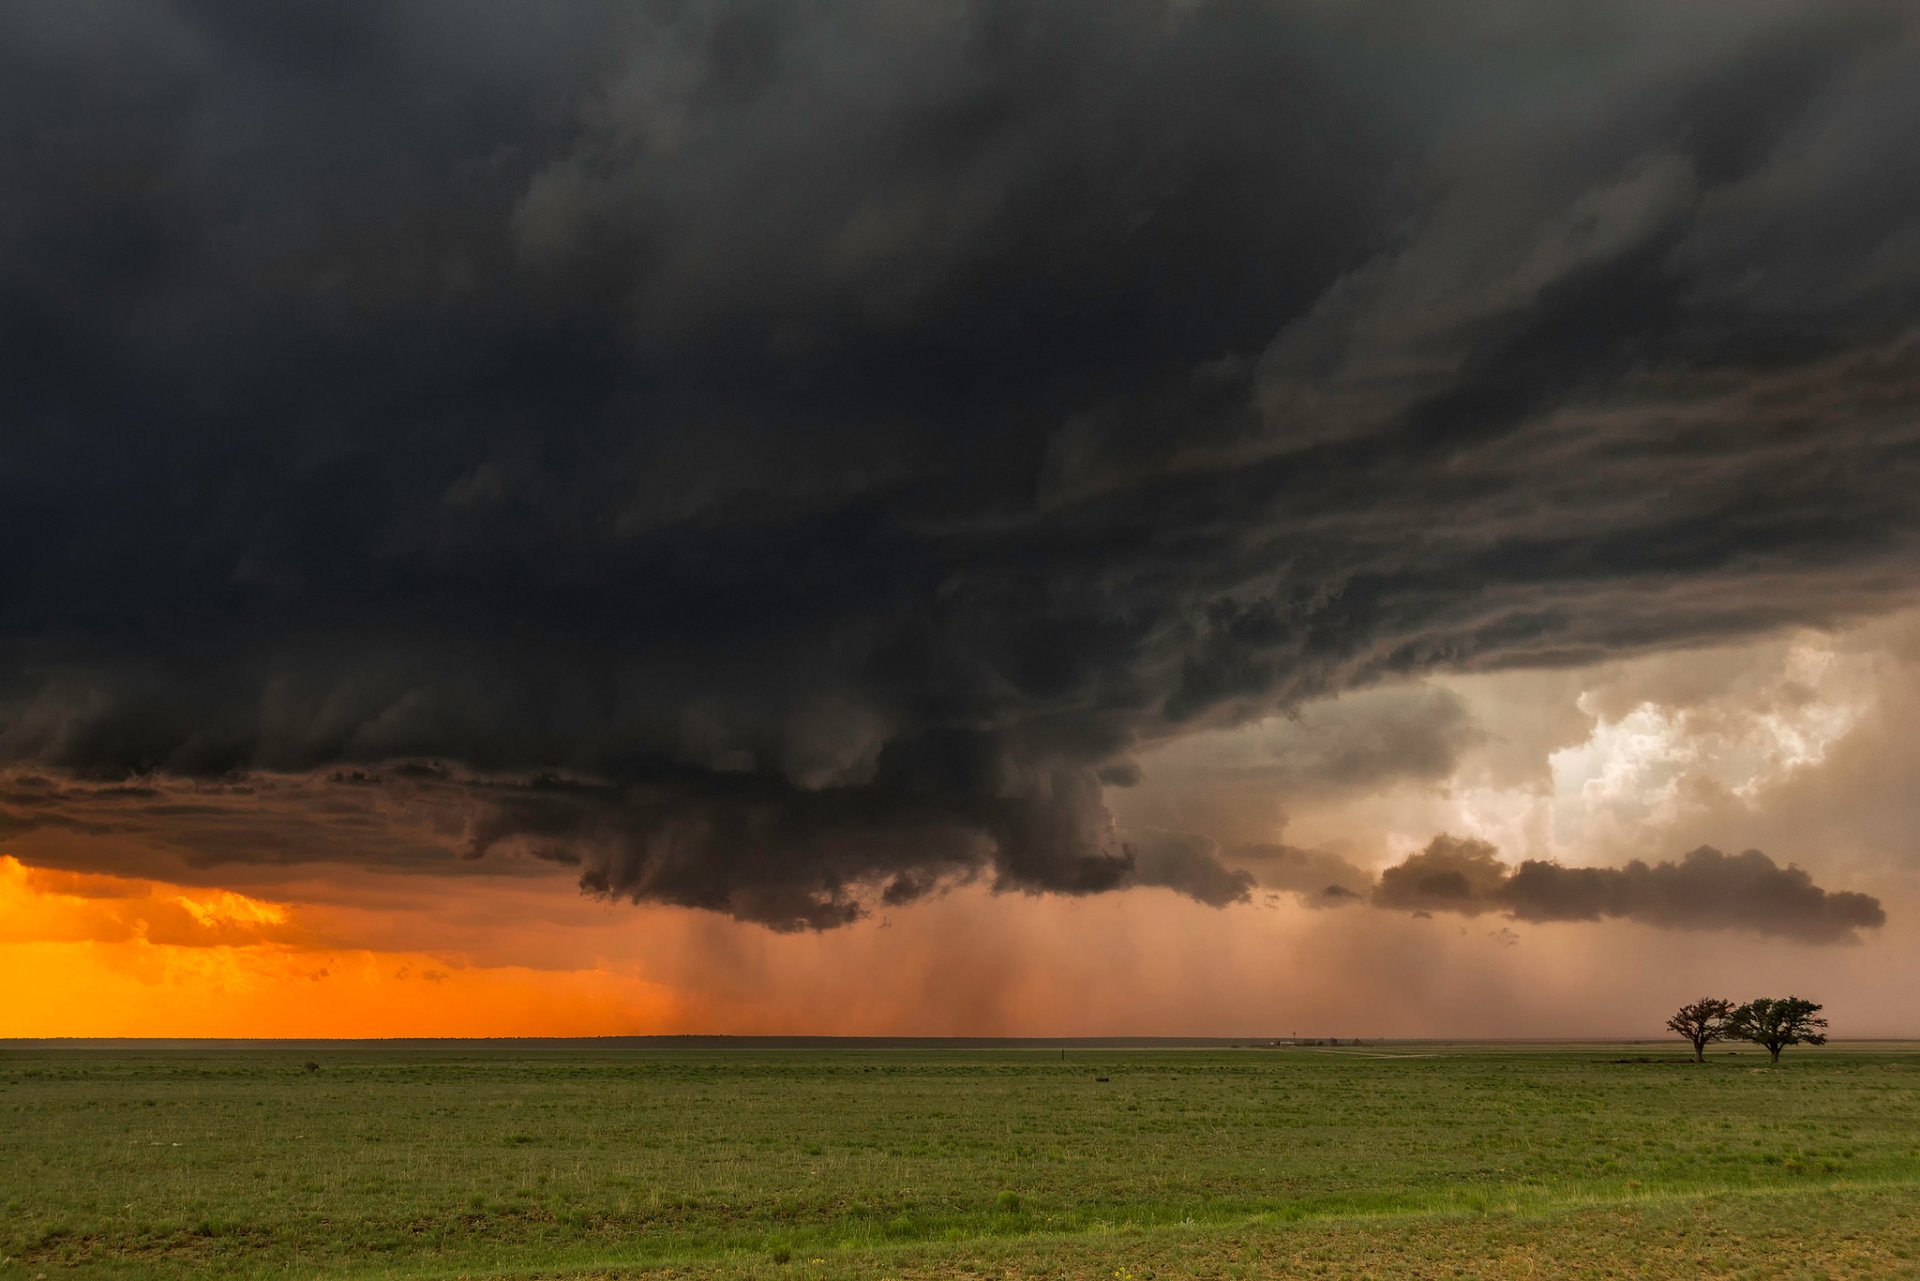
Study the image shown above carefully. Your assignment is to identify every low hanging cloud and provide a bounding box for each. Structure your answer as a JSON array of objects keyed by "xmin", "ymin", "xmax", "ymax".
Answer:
[
  {"xmin": 1369, "ymin": 836, "xmax": 1886, "ymax": 944},
  {"xmin": 0, "ymin": 760, "xmax": 1891, "ymax": 943},
  {"xmin": 1119, "ymin": 829, "xmax": 1255, "ymax": 908},
  {"xmin": 1227, "ymin": 843, "xmax": 1373, "ymax": 907}
]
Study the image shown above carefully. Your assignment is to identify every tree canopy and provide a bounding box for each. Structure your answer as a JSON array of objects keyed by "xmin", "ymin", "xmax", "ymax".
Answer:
[
  {"xmin": 1666, "ymin": 998, "xmax": 1736, "ymax": 1062},
  {"xmin": 1727, "ymin": 997, "xmax": 1828, "ymax": 1064}
]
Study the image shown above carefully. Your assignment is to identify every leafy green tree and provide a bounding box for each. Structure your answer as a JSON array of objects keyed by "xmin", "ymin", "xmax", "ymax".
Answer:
[
  {"xmin": 1728, "ymin": 996, "xmax": 1828, "ymax": 1064},
  {"xmin": 1665, "ymin": 997, "xmax": 1735, "ymax": 1062}
]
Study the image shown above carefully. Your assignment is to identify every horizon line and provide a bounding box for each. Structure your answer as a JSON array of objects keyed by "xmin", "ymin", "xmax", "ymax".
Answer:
[{"xmin": 6, "ymin": 1034, "xmax": 1917, "ymax": 1048}]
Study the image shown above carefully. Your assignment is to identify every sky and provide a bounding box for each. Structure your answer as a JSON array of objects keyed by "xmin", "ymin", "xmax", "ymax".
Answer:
[{"xmin": 3, "ymin": 0, "xmax": 1918, "ymax": 1038}]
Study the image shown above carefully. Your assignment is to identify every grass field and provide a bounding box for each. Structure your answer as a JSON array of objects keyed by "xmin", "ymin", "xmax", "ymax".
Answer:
[{"xmin": 3, "ymin": 1041, "xmax": 1917, "ymax": 1279}]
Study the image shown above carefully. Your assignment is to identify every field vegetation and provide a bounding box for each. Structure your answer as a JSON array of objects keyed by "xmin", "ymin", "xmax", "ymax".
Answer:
[{"xmin": 2, "ymin": 1042, "xmax": 1917, "ymax": 1279}]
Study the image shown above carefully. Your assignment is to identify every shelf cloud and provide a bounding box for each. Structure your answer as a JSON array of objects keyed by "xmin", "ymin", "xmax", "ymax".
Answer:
[{"xmin": 2, "ymin": 0, "xmax": 1916, "ymax": 929}]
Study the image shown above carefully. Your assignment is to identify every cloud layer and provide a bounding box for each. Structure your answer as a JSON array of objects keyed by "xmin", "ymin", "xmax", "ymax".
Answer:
[
  {"xmin": 1369, "ymin": 836, "xmax": 1884, "ymax": 944},
  {"xmin": 2, "ymin": 0, "xmax": 1918, "ymax": 925}
]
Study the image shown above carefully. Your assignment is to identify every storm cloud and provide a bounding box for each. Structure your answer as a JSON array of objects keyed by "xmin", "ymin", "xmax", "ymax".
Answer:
[
  {"xmin": 1371, "ymin": 836, "xmax": 1886, "ymax": 944},
  {"xmin": 3, "ymin": 0, "xmax": 1918, "ymax": 926}
]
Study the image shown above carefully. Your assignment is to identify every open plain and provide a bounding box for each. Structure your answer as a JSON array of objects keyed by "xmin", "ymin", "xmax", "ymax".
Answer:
[{"xmin": 3, "ymin": 1041, "xmax": 1917, "ymax": 1279}]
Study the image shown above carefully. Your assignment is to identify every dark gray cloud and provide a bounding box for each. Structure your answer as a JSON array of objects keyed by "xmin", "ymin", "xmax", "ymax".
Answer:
[
  {"xmin": 1372, "ymin": 836, "xmax": 1886, "ymax": 944},
  {"xmin": 1140, "ymin": 683, "xmax": 1481, "ymax": 798},
  {"xmin": 1373, "ymin": 835, "xmax": 1515, "ymax": 914},
  {"xmin": 1121, "ymin": 829, "xmax": 1254, "ymax": 908},
  {"xmin": 1, "ymin": 0, "xmax": 1917, "ymax": 926}
]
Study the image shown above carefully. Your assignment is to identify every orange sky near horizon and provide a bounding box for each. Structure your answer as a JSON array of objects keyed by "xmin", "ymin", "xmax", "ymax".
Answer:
[
  {"xmin": 6, "ymin": 847, "xmax": 1915, "ymax": 1042},
  {"xmin": 0, "ymin": 856, "xmax": 696, "ymax": 1038}
]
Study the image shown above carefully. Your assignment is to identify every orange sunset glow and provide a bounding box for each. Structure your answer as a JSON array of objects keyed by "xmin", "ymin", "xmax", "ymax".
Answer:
[{"xmin": 0, "ymin": 856, "xmax": 692, "ymax": 1038}]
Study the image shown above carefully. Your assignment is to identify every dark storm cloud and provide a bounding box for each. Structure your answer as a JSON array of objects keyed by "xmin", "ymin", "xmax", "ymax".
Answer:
[
  {"xmin": 2, "ymin": 0, "xmax": 1918, "ymax": 926},
  {"xmin": 1372, "ymin": 836, "xmax": 1886, "ymax": 944},
  {"xmin": 1372, "ymin": 835, "xmax": 1514, "ymax": 913},
  {"xmin": 0, "ymin": 767, "xmax": 501, "ymax": 890},
  {"xmin": 1121, "ymin": 829, "xmax": 1254, "ymax": 908}
]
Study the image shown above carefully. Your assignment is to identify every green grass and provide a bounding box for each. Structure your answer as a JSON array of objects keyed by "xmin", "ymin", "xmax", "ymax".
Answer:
[{"xmin": 2, "ymin": 1042, "xmax": 1917, "ymax": 1278}]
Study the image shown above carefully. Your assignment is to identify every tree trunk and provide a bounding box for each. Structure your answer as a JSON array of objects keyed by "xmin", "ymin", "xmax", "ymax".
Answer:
[{"xmin": 1769, "ymin": 1046, "xmax": 1781, "ymax": 1064}]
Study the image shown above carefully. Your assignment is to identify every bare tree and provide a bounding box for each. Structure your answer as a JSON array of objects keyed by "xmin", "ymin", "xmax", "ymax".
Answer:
[
  {"xmin": 1666, "ymin": 997, "xmax": 1735, "ymax": 1062},
  {"xmin": 1728, "ymin": 996, "xmax": 1828, "ymax": 1064}
]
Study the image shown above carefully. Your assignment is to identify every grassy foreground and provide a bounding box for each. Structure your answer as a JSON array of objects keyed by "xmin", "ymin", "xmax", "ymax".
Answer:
[{"xmin": 2, "ymin": 1042, "xmax": 1916, "ymax": 1279}]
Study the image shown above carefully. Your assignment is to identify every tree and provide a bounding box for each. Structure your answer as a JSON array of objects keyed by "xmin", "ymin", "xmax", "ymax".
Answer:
[
  {"xmin": 1666, "ymin": 997, "xmax": 1735, "ymax": 1062},
  {"xmin": 1727, "ymin": 997, "xmax": 1828, "ymax": 1064}
]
